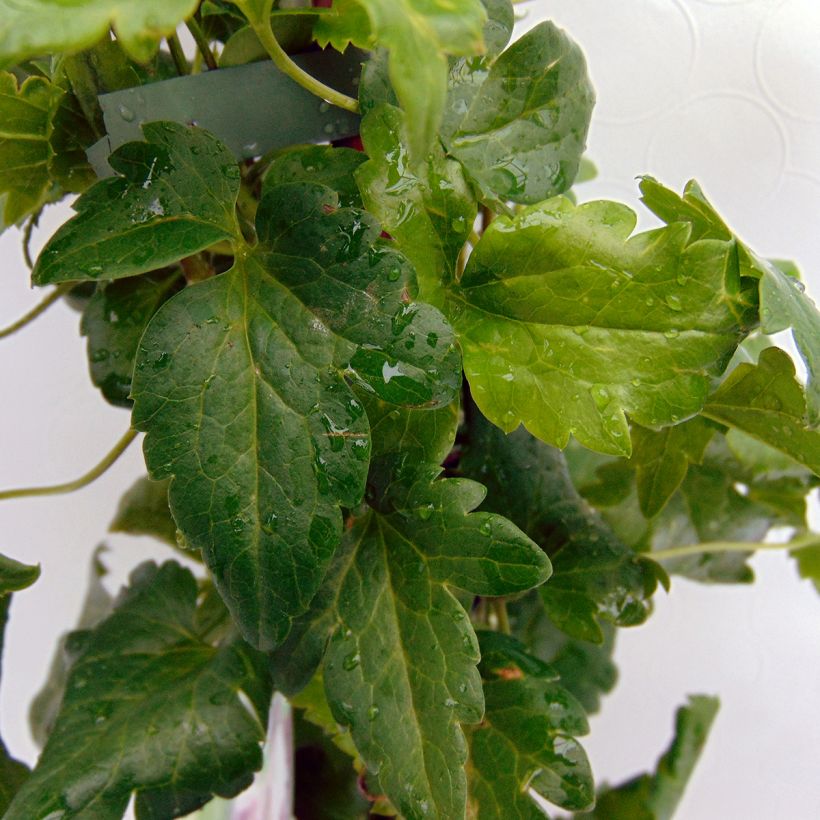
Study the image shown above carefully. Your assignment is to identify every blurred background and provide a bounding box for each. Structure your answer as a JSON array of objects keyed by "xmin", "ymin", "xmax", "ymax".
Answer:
[{"xmin": 1, "ymin": 1, "xmax": 819, "ymax": 817}]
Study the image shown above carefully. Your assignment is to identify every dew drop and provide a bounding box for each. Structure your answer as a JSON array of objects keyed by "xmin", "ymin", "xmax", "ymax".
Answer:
[
  {"xmin": 118, "ymin": 104, "xmax": 135, "ymax": 122},
  {"xmin": 479, "ymin": 520, "xmax": 492, "ymax": 536},
  {"xmin": 342, "ymin": 653, "xmax": 361, "ymax": 671},
  {"xmin": 665, "ymin": 294, "xmax": 683, "ymax": 311},
  {"xmin": 367, "ymin": 705, "xmax": 380, "ymax": 721},
  {"xmin": 664, "ymin": 329, "xmax": 680, "ymax": 339},
  {"xmin": 418, "ymin": 503, "xmax": 434, "ymax": 520}
]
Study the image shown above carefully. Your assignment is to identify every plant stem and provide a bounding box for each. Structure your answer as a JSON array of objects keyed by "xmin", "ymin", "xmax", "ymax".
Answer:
[
  {"xmin": 186, "ymin": 19, "xmax": 218, "ymax": 70},
  {"xmin": 491, "ymin": 598, "xmax": 511, "ymax": 634},
  {"xmin": 22, "ymin": 212, "xmax": 39, "ymax": 270},
  {"xmin": 167, "ymin": 33, "xmax": 190, "ymax": 75},
  {"xmin": 0, "ymin": 284, "xmax": 72, "ymax": 340},
  {"xmin": 251, "ymin": 19, "xmax": 359, "ymax": 113},
  {"xmin": 649, "ymin": 532, "xmax": 820, "ymax": 562},
  {"xmin": 0, "ymin": 428, "xmax": 138, "ymax": 502}
]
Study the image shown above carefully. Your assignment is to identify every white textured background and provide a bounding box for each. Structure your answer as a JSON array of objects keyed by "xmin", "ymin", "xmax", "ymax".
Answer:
[{"xmin": 1, "ymin": 1, "xmax": 819, "ymax": 818}]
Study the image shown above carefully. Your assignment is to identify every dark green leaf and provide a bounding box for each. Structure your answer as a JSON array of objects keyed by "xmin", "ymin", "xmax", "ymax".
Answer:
[
  {"xmin": 262, "ymin": 145, "xmax": 367, "ymax": 209},
  {"xmin": 0, "ymin": 72, "xmax": 62, "ymax": 229},
  {"xmin": 468, "ymin": 632, "xmax": 593, "ymax": 818},
  {"xmin": 0, "ymin": 0, "xmax": 199, "ymax": 68},
  {"xmin": 358, "ymin": 103, "xmax": 478, "ymax": 298},
  {"xmin": 6, "ymin": 561, "xmax": 272, "ymax": 820},
  {"xmin": 631, "ymin": 418, "xmax": 715, "ymax": 518},
  {"xmin": 132, "ymin": 181, "xmax": 460, "ymax": 649},
  {"xmin": 459, "ymin": 408, "xmax": 662, "ymax": 643},
  {"xmin": 314, "ymin": 0, "xmax": 487, "ymax": 160},
  {"xmin": 109, "ymin": 476, "xmax": 178, "ymax": 547},
  {"xmin": 702, "ymin": 347, "xmax": 820, "ymax": 474},
  {"xmin": 442, "ymin": 21, "xmax": 594, "ymax": 206},
  {"xmin": 579, "ymin": 696, "xmax": 719, "ymax": 820},
  {"xmin": 640, "ymin": 176, "xmax": 820, "ymax": 425},
  {"xmin": 0, "ymin": 553, "xmax": 40, "ymax": 596},
  {"xmin": 81, "ymin": 270, "xmax": 182, "ymax": 407},
  {"xmin": 449, "ymin": 193, "xmax": 757, "ymax": 455},
  {"xmin": 33, "ymin": 122, "xmax": 241, "ymax": 285}
]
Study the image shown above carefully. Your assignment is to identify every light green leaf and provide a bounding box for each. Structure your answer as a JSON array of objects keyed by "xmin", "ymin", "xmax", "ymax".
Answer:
[
  {"xmin": 357, "ymin": 103, "xmax": 477, "ymax": 299},
  {"xmin": 6, "ymin": 561, "xmax": 272, "ymax": 820},
  {"xmin": 449, "ymin": 194, "xmax": 757, "ymax": 456},
  {"xmin": 442, "ymin": 21, "xmax": 594, "ymax": 206},
  {"xmin": 109, "ymin": 476, "xmax": 178, "ymax": 548},
  {"xmin": 631, "ymin": 418, "xmax": 715, "ymax": 518},
  {"xmin": 459, "ymin": 407, "xmax": 663, "ymax": 643},
  {"xmin": 579, "ymin": 696, "xmax": 719, "ymax": 820},
  {"xmin": 81, "ymin": 269, "xmax": 182, "ymax": 407},
  {"xmin": 0, "ymin": 0, "xmax": 199, "ymax": 68},
  {"xmin": 0, "ymin": 552, "xmax": 40, "ymax": 597},
  {"xmin": 315, "ymin": 0, "xmax": 487, "ymax": 159},
  {"xmin": 0, "ymin": 72, "xmax": 62, "ymax": 229},
  {"xmin": 467, "ymin": 632, "xmax": 594, "ymax": 818},
  {"xmin": 132, "ymin": 181, "xmax": 461, "ymax": 649},
  {"xmin": 33, "ymin": 122, "xmax": 241, "ymax": 285},
  {"xmin": 702, "ymin": 347, "xmax": 820, "ymax": 475},
  {"xmin": 640, "ymin": 176, "xmax": 820, "ymax": 425}
]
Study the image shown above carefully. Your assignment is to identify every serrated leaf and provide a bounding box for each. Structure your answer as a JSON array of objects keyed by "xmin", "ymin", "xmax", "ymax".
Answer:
[
  {"xmin": 29, "ymin": 547, "xmax": 113, "ymax": 748},
  {"xmin": 579, "ymin": 696, "xmax": 719, "ymax": 820},
  {"xmin": 467, "ymin": 632, "xmax": 593, "ymax": 818},
  {"xmin": 441, "ymin": 21, "xmax": 594, "ymax": 207},
  {"xmin": 357, "ymin": 103, "xmax": 477, "ymax": 298},
  {"xmin": 0, "ymin": 0, "xmax": 199, "ymax": 68},
  {"xmin": 459, "ymin": 408, "xmax": 662, "ymax": 643},
  {"xmin": 109, "ymin": 476, "xmax": 178, "ymax": 547},
  {"xmin": 81, "ymin": 270, "xmax": 182, "ymax": 407},
  {"xmin": 132, "ymin": 181, "xmax": 461, "ymax": 649},
  {"xmin": 511, "ymin": 593, "xmax": 617, "ymax": 717},
  {"xmin": 33, "ymin": 122, "xmax": 241, "ymax": 285},
  {"xmin": 274, "ymin": 464, "xmax": 548, "ymax": 819},
  {"xmin": 702, "ymin": 347, "xmax": 820, "ymax": 474},
  {"xmin": 791, "ymin": 537, "xmax": 820, "ymax": 594},
  {"xmin": 449, "ymin": 194, "xmax": 757, "ymax": 456},
  {"xmin": 262, "ymin": 144, "xmax": 367, "ymax": 209},
  {"xmin": 6, "ymin": 560, "xmax": 272, "ymax": 820},
  {"xmin": 316, "ymin": 0, "xmax": 486, "ymax": 159},
  {"xmin": 0, "ymin": 72, "xmax": 62, "ymax": 229},
  {"xmin": 640, "ymin": 176, "xmax": 820, "ymax": 425},
  {"xmin": 631, "ymin": 418, "xmax": 715, "ymax": 518}
]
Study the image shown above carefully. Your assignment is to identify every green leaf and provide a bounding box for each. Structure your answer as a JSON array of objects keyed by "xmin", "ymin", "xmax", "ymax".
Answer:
[
  {"xmin": 467, "ymin": 632, "xmax": 594, "ymax": 818},
  {"xmin": 702, "ymin": 347, "xmax": 820, "ymax": 475},
  {"xmin": 0, "ymin": 0, "xmax": 199, "ymax": 68},
  {"xmin": 630, "ymin": 418, "xmax": 715, "ymax": 518},
  {"xmin": 441, "ymin": 21, "xmax": 594, "ymax": 206},
  {"xmin": 640, "ymin": 176, "xmax": 820, "ymax": 425},
  {"xmin": 357, "ymin": 103, "xmax": 478, "ymax": 298},
  {"xmin": 29, "ymin": 547, "xmax": 113, "ymax": 748},
  {"xmin": 33, "ymin": 122, "xmax": 241, "ymax": 285},
  {"xmin": 511, "ymin": 593, "xmax": 618, "ymax": 716},
  {"xmin": 449, "ymin": 193, "xmax": 757, "ymax": 456},
  {"xmin": 579, "ymin": 696, "xmax": 719, "ymax": 820},
  {"xmin": 0, "ymin": 552, "xmax": 40, "ymax": 596},
  {"xmin": 792, "ymin": 539, "xmax": 820, "ymax": 594},
  {"xmin": 275, "ymin": 464, "xmax": 548, "ymax": 818},
  {"xmin": 6, "ymin": 560, "xmax": 272, "ymax": 820},
  {"xmin": 459, "ymin": 407, "xmax": 663, "ymax": 643},
  {"xmin": 81, "ymin": 269, "xmax": 183, "ymax": 407},
  {"xmin": 0, "ymin": 72, "xmax": 62, "ymax": 229},
  {"xmin": 109, "ymin": 476, "xmax": 178, "ymax": 547},
  {"xmin": 262, "ymin": 144, "xmax": 367, "ymax": 209},
  {"xmin": 315, "ymin": 0, "xmax": 487, "ymax": 159},
  {"xmin": 132, "ymin": 181, "xmax": 461, "ymax": 649}
]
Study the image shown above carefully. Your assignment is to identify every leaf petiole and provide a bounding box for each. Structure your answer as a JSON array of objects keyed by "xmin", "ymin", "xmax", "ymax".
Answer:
[
  {"xmin": 0, "ymin": 428, "xmax": 138, "ymax": 502},
  {"xmin": 185, "ymin": 18, "xmax": 218, "ymax": 70},
  {"xmin": 649, "ymin": 532, "xmax": 820, "ymax": 562},
  {"xmin": 0, "ymin": 284, "xmax": 73, "ymax": 341}
]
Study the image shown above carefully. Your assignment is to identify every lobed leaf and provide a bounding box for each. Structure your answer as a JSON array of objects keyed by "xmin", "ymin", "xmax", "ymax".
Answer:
[
  {"xmin": 449, "ymin": 194, "xmax": 757, "ymax": 456},
  {"xmin": 6, "ymin": 561, "xmax": 272, "ymax": 819},
  {"xmin": 109, "ymin": 476, "xmax": 178, "ymax": 547},
  {"xmin": 441, "ymin": 21, "xmax": 595, "ymax": 207},
  {"xmin": 0, "ymin": 0, "xmax": 199, "ymax": 68}
]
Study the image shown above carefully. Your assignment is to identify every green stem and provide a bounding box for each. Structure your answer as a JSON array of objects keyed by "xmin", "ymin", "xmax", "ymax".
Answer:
[
  {"xmin": 0, "ymin": 284, "xmax": 73, "ymax": 340},
  {"xmin": 167, "ymin": 33, "xmax": 190, "ymax": 75},
  {"xmin": 186, "ymin": 18, "xmax": 218, "ymax": 70},
  {"xmin": 0, "ymin": 428, "xmax": 138, "ymax": 502},
  {"xmin": 649, "ymin": 532, "xmax": 820, "ymax": 562},
  {"xmin": 251, "ymin": 19, "xmax": 359, "ymax": 113},
  {"xmin": 22, "ymin": 213, "xmax": 38, "ymax": 270},
  {"xmin": 491, "ymin": 598, "xmax": 511, "ymax": 635}
]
